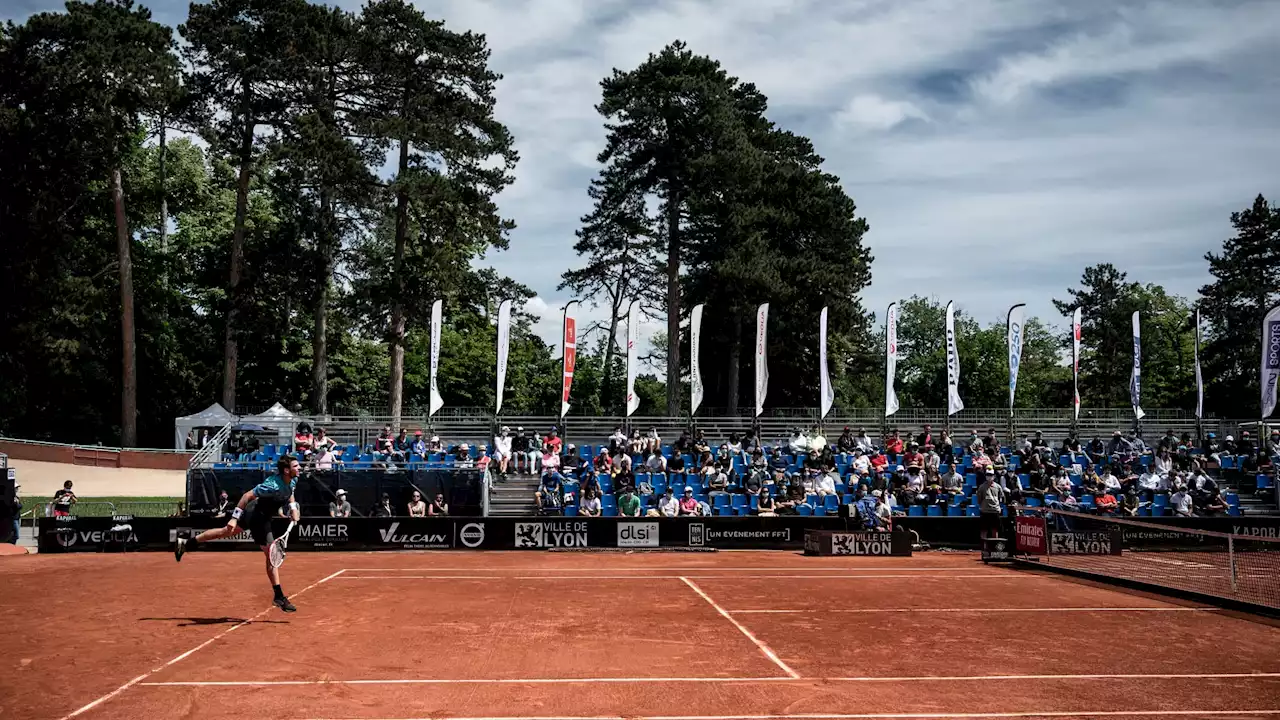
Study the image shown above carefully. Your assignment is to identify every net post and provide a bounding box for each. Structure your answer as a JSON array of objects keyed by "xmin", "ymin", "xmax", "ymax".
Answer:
[{"xmin": 1228, "ymin": 534, "xmax": 1237, "ymax": 594}]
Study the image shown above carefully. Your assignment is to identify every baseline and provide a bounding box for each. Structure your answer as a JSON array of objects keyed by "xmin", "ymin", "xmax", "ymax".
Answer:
[{"xmin": 291, "ymin": 711, "xmax": 1280, "ymax": 720}]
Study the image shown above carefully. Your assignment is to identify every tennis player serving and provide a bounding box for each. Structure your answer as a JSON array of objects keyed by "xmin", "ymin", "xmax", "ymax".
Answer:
[{"xmin": 174, "ymin": 455, "xmax": 302, "ymax": 612}]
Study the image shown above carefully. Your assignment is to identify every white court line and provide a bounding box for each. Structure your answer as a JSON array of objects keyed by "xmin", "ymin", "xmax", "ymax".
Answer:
[
  {"xmin": 340, "ymin": 567, "xmax": 996, "ymax": 572},
  {"xmin": 334, "ymin": 574, "xmax": 1030, "ymax": 580},
  {"xmin": 292, "ymin": 711, "xmax": 1280, "ymax": 720},
  {"xmin": 728, "ymin": 607, "xmax": 1217, "ymax": 614},
  {"xmin": 55, "ymin": 568, "xmax": 347, "ymax": 720},
  {"xmin": 680, "ymin": 577, "xmax": 800, "ymax": 678},
  {"xmin": 140, "ymin": 671, "xmax": 1280, "ymax": 687}
]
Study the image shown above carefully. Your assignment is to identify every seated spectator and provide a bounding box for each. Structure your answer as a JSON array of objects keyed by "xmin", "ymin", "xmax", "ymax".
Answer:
[
  {"xmin": 608, "ymin": 426, "xmax": 627, "ymax": 452},
  {"xmin": 1121, "ymin": 487, "xmax": 1144, "ymax": 517},
  {"xmin": 561, "ymin": 444, "xmax": 586, "ymax": 480},
  {"xmin": 615, "ymin": 467, "xmax": 636, "ymax": 496},
  {"xmin": 428, "ymin": 434, "xmax": 444, "ymax": 453},
  {"xmin": 594, "ymin": 447, "xmax": 612, "ymax": 474},
  {"xmin": 678, "ymin": 486, "xmax": 700, "ymax": 516},
  {"xmin": 657, "ymin": 486, "xmax": 680, "ymax": 517},
  {"xmin": 837, "ymin": 426, "xmax": 855, "ymax": 454},
  {"xmin": 536, "ymin": 472, "xmax": 565, "ymax": 515},
  {"xmin": 1153, "ymin": 449, "xmax": 1173, "ymax": 477},
  {"xmin": 1137, "ymin": 468, "xmax": 1165, "ymax": 500},
  {"xmin": 1094, "ymin": 490, "xmax": 1118, "ymax": 514},
  {"xmin": 411, "ymin": 431, "xmax": 427, "ymax": 458},
  {"xmin": 511, "ymin": 426, "xmax": 533, "ymax": 473},
  {"xmin": 213, "ymin": 490, "xmax": 231, "ymax": 517},
  {"xmin": 1169, "ymin": 487, "xmax": 1194, "ymax": 517},
  {"xmin": 646, "ymin": 427, "xmax": 662, "ymax": 454},
  {"xmin": 393, "ymin": 428, "xmax": 411, "ymax": 461},
  {"xmin": 668, "ymin": 452, "xmax": 686, "ymax": 475},
  {"xmin": 294, "ymin": 423, "xmax": 314, "ymax": 457},
  {"xmin": 542, "ymin": 446, "xmax": 561, "ymax": 474},
  {"xmin": 429, "ymin": 493, "xmax": 448, "ymax": 516},
  {"xmin": 1052, "ymin": 469, "xmax": 1073, "ymax": 497},
  {"xmin": 748, "ymin": 448, "xmax": 767, "ymax": 472},
  {"xmin": 1202, "ymin": 487, "xmax": 1230, "ymax": 516},
  {"xmin": 693, "ymin": 429, "xmax": 710, "ymax": 454},
  {"xmin": 371, "ymin": 493, "xmax": 394, "ymax": 518},
  {"xmin": 743, "ymin": 468, "xmax": 765, "ymax": 497},
  {"xmin": 781, "ymin": 478, "xmax": 806, "ymax": 514},
  {"xmin": 854, "ymin": 427, "xmax": 874, "ymax": 453},
  {"xmin": 314, "ymin": 427, "xmax": 336, "ymax": 454},
  {"xmin": 455, "ymin": 443, "xmax": 474, "ymax": 468},
  {"xmin": 493, "ymin": 426, "xmax": 513, "ymax": 476},
  {"xmin": 869, "ymin": 449, "xmax": 888, "ymax": 473},
  {"xmin": 407, "ymin": 491, "xmax": 426, "ymax": 517},
  {"xmin": 850, "ymin": 449, "xmax": 871, "ymax": 477},
  {"xmin": 1086, "ymin": 435, "xmax": 1106, "ymax": 464},
  {"xmin": 1202, "ymin": 432, "xmax": 1221, "ymax": 464},
  {"xmin": 329, "ymin": 489, "xmax": 352, "ymax": 518},
  {"xmin": 673, "ymin": 431, "xmax": 692, "ymax": 455},
  {"xmin": 1000, "ymin": 469, "xmax": 1024, "ymax": 505},
  {"xmin": 316, "ymin": 444, "xmax": 341, "ymax": 470},
  {"xmin": 629, "ymin": 429, "xmax": 646, "ymax": 456},
  {"xmin": 1100, "ymin": 466, "xmax": 1122, "ymax": 494},
  {"xmin": 941, "ymin": 467, "xmax": 964, "ymax": 498},
  {"xmin": 756, "ymin": 491, "xmax": 777, "ymax": 517},
  {"xmin": 971, "ymin": 451, "xmax": 993, "ymax": 472},
  {"xmin": 617, "ymin": 487, "xmax": 642, "ymax": 517},
  {"xmin": 476, "ymin": 446, "xmax": 492, "ymax": 472},
  {"xmin": 579, "ymin": 488, "xmax": 602, "ymax": 517},
  {"xmin": 903, "ymin": 443, "xmax": 924, "ymax": 472},
  {"xmin": 768, "ymin": 448, "xmax": 788, "ymax": 475},
  {"xmin": 374, "ymin": 425, "xmax": 395, "ymax": 463},
  {"xmin": 884, "ymin": 430, "xmax": 904, "ymax": 457},
  {"xmin": 644, "ymin": 450, "xmax": 667, "ymax": 475},
  {"xmin": 1191, "ymin": 469, "xmax": 1218, "ymax": 505},
  {"xmin": 916, "ymin": 424, "xmax": 935, "ymax": 452},
  {"xmin": 727, "ymin": 432, "xmax": 743, "ymax": 457},
  {"xmin": 742, "ymin": 428, "xmax": 760, "ymax": 455},
  {"xmin": 578, "ymin": 471, "xmax": 601, "ymax": 497},
  {"xmin": 612, "ymin": 448, "xmax": 633, "ymax": 475},
  {"xmin": 707, "ymin": 468, "xmax": 730, "ymax": 498},
  {"xmin": 816, "ymin": 469, "xmax": 838, "ymax": 498}
]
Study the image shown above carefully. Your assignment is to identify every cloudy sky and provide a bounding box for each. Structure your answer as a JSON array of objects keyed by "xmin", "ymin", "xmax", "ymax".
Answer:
[{"xmin": 12, "ymin": 0, "xmax": 1280, "ymax": 360}]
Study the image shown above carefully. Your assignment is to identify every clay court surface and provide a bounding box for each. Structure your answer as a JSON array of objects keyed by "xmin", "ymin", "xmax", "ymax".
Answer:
[{"xmin": 3, "ymin": 551, "xmax": 1280, "ymax": 720}]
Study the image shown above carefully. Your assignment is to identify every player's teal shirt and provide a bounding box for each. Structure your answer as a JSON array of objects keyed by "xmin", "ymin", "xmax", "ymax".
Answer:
[{"xmin": 252, "ymin": 473, "xmax": 297, "ymax": 502}]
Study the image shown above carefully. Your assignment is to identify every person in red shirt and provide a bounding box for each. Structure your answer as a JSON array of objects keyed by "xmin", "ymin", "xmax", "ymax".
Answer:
[
  {"xmin": 544, "ymin": 427, "xmax": 563, "ymax": 456},
  {"xmin": 870, "ymin": 451, "xmax": 888, "ymax": 471},
  {"xmin": 903, "ymin": 443, "xmax": 924, "ymax": 471},
  {"xmin": 1094, "ymin": 491, "xmax": 1119, "ymax": 514},
  {"xmin": 678, "ymin": 486, "xmax": 700, "ymax": 516},
  {"xmin": 916, "ymin": 425, "xmax": 934, "ymax": 452},
  {"xmin": 885, "ymin": 431, "xmax": 905, "ymax": 456}
]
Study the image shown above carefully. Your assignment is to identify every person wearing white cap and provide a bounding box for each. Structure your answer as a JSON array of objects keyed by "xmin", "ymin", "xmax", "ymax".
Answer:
[
  {"xmin": 493, "ymin": 425, "xmax": 513, "ymax": 478},
  {"xmin": 329, "ymin": 489, "xmax": 351, "ymax": 518}
]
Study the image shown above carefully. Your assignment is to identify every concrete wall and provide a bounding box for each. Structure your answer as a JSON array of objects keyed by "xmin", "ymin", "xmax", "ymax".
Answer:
[{"xmin": 1, "ymin": 439, "xmax": 189, "ymax": 496}]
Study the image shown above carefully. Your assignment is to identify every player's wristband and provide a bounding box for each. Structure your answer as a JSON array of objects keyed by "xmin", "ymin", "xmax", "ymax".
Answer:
[
  {"xmin": 231, "ymin": 507, "xmax": 243, "ymax": 520},
  {"xmin": 289, "ymin": 502, "xmax": 300, "ymax": 512}
]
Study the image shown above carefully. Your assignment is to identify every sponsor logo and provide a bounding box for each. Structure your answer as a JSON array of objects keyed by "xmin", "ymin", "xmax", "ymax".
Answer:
[
  {"xmin": 170, "ymin": 527, "xmax": 253, "ymax": 544},
  {"xmin": 830, "ymin": 532, "xmax": 894, "ymax": 556},
  {"xmin": 299, "ymin": 521, "xmax": 349, "ymax": 547},
  {"xmin": 111, "ymin": 514, "xmax": 134, "ymax": 523},
  {"xmin": 1267, "ymin": 321, "xmax": 1280, "ymax": 369},
  {"xmin": 378, "ymin": 522, "xmax": 450, "ymax": 549},
  {"xmin": 6, "ymin": 468, "xmax": 14, "ymax": 480},
  {"xmin": 458, "ymin": 522, "xmax": 486, "ymax": 548},
  {"xmin": 617, "ymin": 522, "xmax": 658, "ymax": 547},
  {"xmin": 54, "ymin": 527, "xmax": 138, "ymax": 548},
  {"xmin": 1008, "ymin": 320, "xmax": 1023, "ymax": 391},
  {"xmin": 1015, "ymin": 516, "xmax": 1047, "ymax": 554},
  {"xmin": 983, "ymin": 537, "xmax": 1011, "ymax": 561},
  {"xmin": 804, "ymin": 532, "xmax": 821, "ymax": 554},
  {"xmin": 514, "ymin": 521, "xmax": 588, "ymax": 548},
  {"xmin": 1050, "ymin": 531, "xmax": 1117, "ymax": 555},
  {"xmin": 1233, "ymin": 525, "xmax": 1279, "ymax": 538},
  {"xmin": 689, "ymin": 523, "xmax": 790, "ymax": 547}
]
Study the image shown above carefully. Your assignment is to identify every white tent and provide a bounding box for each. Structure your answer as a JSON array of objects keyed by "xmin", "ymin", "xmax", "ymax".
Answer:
[
  {"xmin": 173, "ymin": 403, "xmax": 235, "ymax": 450},
  {"xmin": 240, "ymin": 403, "xmax": 301, "ymax": 444}
]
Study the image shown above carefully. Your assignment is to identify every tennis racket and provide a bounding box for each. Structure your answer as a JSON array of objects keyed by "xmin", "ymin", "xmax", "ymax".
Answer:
[{"xmin": 269, "ymin": 521, "xmax": 295, "ymax": 568}]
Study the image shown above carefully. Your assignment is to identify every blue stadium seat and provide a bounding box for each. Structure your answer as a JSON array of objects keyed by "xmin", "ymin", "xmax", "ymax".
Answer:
[
  {"xmin": 966, "ymin": 505, "xmax": 980, "ymax": 517},
  {"xmin": 598, "ymin": 476, "xmax": 613, "ymax": 493},
  {"xmin": 1227, "ymin": 506, "xmax": 1241, "ymax": 516},
  {"xmin": 563, "ymin": 504, "xmax": 578, "ymax": 517},
  {"xmin": 823, "ymin": 495, "xmax": 840, "ymax": 512},
  {"xmin": 1025, "ymin": 497, "xmax": 1042, "ymax": 507},
  {"xmin": 947, "ymin": 504, "xmax": 965, "ymax": 516},
  {"xmin": 926, "ymin": 505, "xmax": 942, "ymax": 517},
  {"xmin": 1257, "ymin": 475, "xmax": 1274, "ymax": 491},
  {"xmin": 732, "ymin": 494, "xmax": 748, "ymax": 509},
  {"xmin": 713, "ymin": 494, "xmax": 730, "ymax": 508},
  {"xmin": 1008, "ymin": 456, "xmax": 1020, "ymax": 469},
  {"xmin": 1221, "ymin": 456, "xmax": 1236, "ymax": 469},
  {"xmin": 907, "ymin": 505, "xmax": 925, "ymax": 516}
]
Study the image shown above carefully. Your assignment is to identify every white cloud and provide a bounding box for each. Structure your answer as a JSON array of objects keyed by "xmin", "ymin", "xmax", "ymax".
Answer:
[{"xmin": 834, "ymin": 94, "xmax": 928, "ymax": 131}]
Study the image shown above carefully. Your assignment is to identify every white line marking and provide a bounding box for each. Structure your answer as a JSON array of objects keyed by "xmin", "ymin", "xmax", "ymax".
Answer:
[
  {"xmin": 143, "ymin": 676, "xmax": 792, "ymax": 686},
  {"xmin": 340, "ymin": 566, "xmax": 993, "ymax": 572},
  {"xmin": 56, "ymin": 568, "xmax": 347, "ymax": 720},
  {"xmin": 293, "ymin": 707, "xmax": 1280, "ymax": 712},
  {"xmin": 680, "ymin": 577, "xmax": 799, "ymax": 678},
  {"xmin": 139, "ymin": 671, "xmax": 1280, "ymax": 687},
  {"xmin": 728, "ymin": 607, "xmax": 1217, "ymax": 614},
  {"xmin": 334, "ymin": 574, "xmax": 1030, "ymax": 580}
]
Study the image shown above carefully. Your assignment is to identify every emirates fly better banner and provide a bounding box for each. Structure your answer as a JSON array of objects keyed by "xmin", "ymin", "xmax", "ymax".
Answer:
[
  {"xmin": 885, "ymin": 302, "xmax": 899, "ymax": 417},
  {"xmin": 429, "ymin": 299, "xmax": 443, "ymax": 416},
  {"xmin": 561, "ymin": 310, "xmax": 576, "ymax": 419}
]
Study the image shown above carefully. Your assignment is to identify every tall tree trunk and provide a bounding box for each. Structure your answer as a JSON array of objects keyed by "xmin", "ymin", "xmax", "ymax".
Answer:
[
  {"xmin": 158, "ymin": 120, "xmax": 167, "ymax": 258},
  {"xmin": 312, "ymin": 189, "xmax": 333, "ymax": 416},
  {"xmin": 726, "ymin": 314, "xmax": 741, "ymax": 414},
  {"xmin": 222, "ymin": 110, "xmax": 254, "ymax": 412},
  {"xmin": 388, "ymin": 137, "xmax": 410, "ymax": 428},
  {"xmin": 113, "ymin": 168, "xmax": 137, "ymax": 447},
  {"xmin": 664, "ymin": 190, "xmax": 682, "ymax": 416}
]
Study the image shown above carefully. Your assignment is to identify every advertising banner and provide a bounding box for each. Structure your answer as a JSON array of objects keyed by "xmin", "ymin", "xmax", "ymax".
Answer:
[
  {"xmin": 1049, "ymin": 529, "xmax": 1123, "ymax": 555},
  {"xmin": 885, "ymin": 302, "xmax": 900, "ymax": 417},
  {"xmin": 690, "ymin": 304, "xmax": 704, "ymax": 414},
  {"xmin": 1014, "ymin": 515, "xmax": 1047, "ymax": 555},
  {"xmin": 804, "ymin": 530, "xmax": 911, "ymax": 556}
]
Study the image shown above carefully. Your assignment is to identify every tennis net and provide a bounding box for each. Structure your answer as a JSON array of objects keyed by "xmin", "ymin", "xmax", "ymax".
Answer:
[{"xmin": 1015, "ymin": 507, "xmax": 1280, "ymax": 611}]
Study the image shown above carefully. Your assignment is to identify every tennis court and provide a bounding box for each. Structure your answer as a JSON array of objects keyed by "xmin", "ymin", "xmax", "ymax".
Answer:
[{"xmin": 4, "ymin": 551, "xmax": 1280, "ymax": 720}]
